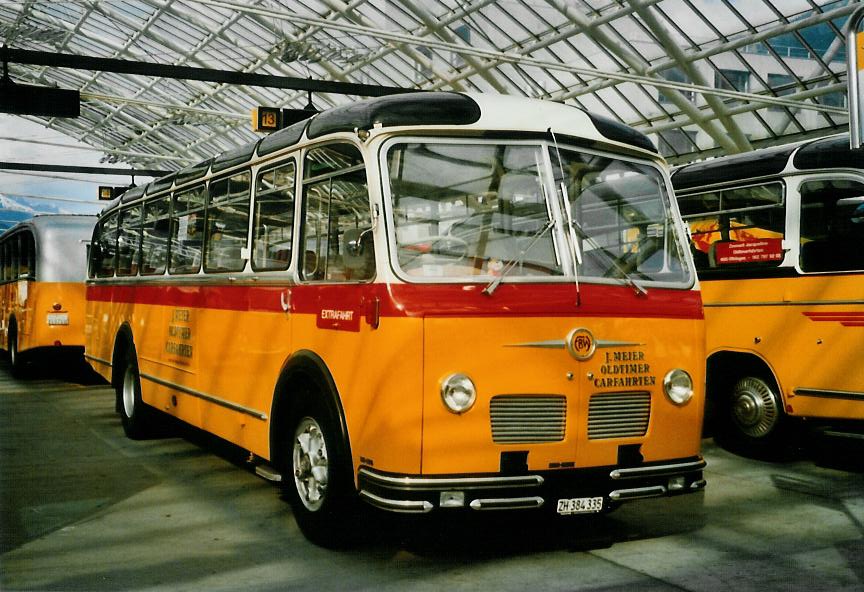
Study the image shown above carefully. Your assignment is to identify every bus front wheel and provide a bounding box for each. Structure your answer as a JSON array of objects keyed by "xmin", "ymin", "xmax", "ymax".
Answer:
[
  {"xmin": 283, "ymin": 394, "xmax": 357, "ymax": 548},
  {"xmin": 718, "ymin": 375, "xmax": 790, "ymax": 458}
]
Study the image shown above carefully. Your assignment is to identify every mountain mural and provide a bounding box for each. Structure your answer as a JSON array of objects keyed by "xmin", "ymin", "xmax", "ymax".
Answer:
[{"xmin": 0, "ymin": 193, "xmax": 103, "ymax": 232}]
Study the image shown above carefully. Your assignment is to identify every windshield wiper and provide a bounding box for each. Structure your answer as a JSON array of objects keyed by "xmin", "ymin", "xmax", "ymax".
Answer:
[
  {"xmin": 568, "ymin": 221, "xmax": 648, "ymax": 296},
  {"xmin": 554, "ymin": 164, "xmax": 646, "ymax": 297},
  {"xmin": 482, "ymin": 219, "xmax": 555, "ymax": 296}
]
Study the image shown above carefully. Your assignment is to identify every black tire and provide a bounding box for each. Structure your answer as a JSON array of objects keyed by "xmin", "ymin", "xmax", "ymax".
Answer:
[
  {"xmin": 715, "ymin": 374, "xmax": 791, "ymax": 459},
  {"xmin": 117, "ymin": 344, "xmax": 156, "ymax": 439},
  {"xmin": 8, "ymin": 321, "xmax": 27, "ymax": 378},
  {"xmin": 282, "ymin": 385, "xmax": 358, "ymax": 548}
]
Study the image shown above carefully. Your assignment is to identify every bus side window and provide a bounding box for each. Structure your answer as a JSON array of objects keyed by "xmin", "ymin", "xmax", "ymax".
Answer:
[
  {"xmin": 18, "ymin": 230, "xmax": 35, "ymax": 278},
  {"xmin": 206, "ymin": 171, "xmax": 251, "ymax": 273},
  {"xmin": 169, "ymin": 185, "xmax": 206, "ymax": 275},
  {"xmin": 799, "ymin": 179, "xmax": 864, "ymax": 273},
  {"xmin": 681, "ymin": 183, "xmax": 784, "ymax": 271},
  {"xmin": 300, "ymin": 143, "xmax": 374, "ymax": 282},
  {"xmin": 253, "ymin": 160, "xmax": 295, "ymax": 271},
  {"xmin": 10, "ymin": 234, "xmax": 19, "ymax": 279},
  {"xmin": 95, "ymin": 212, "xmax": 119, "ymax": 278},
  {"xmin": 117, "ymin": 205, "xmax": 143, "ymax": 276},
  {"xmin": 141, "ymin": 196, "xmax": 170, "ymax": 275}
]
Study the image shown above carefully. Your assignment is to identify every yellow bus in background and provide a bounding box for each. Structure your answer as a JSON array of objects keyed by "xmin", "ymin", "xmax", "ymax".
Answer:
[
  {"xmin": 673, "ymin": 133, "xmax": 863, "ymax": 457},
  {"xmin": 0, "ymin": 214, "xmax": 97, "ymax": 375},
  {"xmin": 86, "ymin": 92, "xmax": 706, "ymax": 547}
]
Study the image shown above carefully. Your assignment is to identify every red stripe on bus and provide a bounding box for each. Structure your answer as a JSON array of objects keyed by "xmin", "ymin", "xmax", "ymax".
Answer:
[
  {"xmin": 86, "ymin": 282, "xmax": 703, "ymax": 319},
  {"xmin": 804, "ymin": 312, "xmax": 864, "ymax": 323}
]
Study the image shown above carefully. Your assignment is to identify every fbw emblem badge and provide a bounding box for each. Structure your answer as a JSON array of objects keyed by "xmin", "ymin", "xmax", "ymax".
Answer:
[{"xmin": 566, "ymin": 327, "xmax": 596, "ymax": 361}]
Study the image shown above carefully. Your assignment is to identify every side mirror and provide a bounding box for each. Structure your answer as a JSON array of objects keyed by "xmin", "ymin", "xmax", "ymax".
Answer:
[
  {"xmin": 344, "ymin": 227, "xmax": 372, "ymax": 257},
  {"xmin": 343, "ymin": 227, "xmax": 374, "ymax": 272}
]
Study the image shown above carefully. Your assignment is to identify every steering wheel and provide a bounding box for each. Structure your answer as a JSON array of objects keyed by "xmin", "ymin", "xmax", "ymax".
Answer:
[{"xmin": 400, "ymin": 235, "xmax": 469, "ymax": 263}]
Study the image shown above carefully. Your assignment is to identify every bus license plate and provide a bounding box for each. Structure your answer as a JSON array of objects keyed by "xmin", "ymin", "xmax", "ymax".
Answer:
[
  {"xmin": 557, "ymin": 496, "xmax": 603, "ymax": 515},
  {"xmin": 47, "ymin": 313, "xmax": 69, "ymax": 326}
]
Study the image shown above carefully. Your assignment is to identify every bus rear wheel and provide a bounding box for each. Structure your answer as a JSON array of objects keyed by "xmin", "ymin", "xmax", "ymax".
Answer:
[
  {"xmin": 718, "ymin": 375, "xmax": 790, "ymax": 458},
  {"xmin": 8, "ymin": 321, "xmax": 27, "ymax": 377},
  {"xmin": 283, "ymin": 394, "xmax": 357, "ymax": 548},
  {"xmin": 117, "ymin": 346, "xmax": 156, "ymax": 439}
]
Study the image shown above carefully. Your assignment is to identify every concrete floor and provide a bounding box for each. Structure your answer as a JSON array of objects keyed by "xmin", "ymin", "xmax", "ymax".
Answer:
[{"xmin": 1, "ymin": 359, "xmax": 863, "ymax": 592}]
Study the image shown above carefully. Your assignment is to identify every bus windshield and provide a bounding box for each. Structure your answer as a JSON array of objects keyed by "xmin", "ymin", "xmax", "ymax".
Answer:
[
  {"xmin": 386, "ymin": 139, "xmax": 691, "ymax": 286},
  {"xmin": 555, "ymin": 146, "xmax": 691, "ymax": 286}
]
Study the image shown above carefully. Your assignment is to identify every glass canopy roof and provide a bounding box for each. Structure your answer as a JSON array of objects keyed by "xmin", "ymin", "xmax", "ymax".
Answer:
[{"xmin": 0, "ymin": 0, "xmax": 857, "ymax": 171}]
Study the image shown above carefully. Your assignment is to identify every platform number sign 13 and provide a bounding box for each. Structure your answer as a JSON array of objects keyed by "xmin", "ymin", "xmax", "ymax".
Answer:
[{"xmin": 252, "ymin": 106, "xmax": 282, "ymax": 133}]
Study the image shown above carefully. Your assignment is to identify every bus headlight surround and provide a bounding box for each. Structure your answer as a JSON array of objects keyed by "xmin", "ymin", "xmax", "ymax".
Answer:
[
  {"xmin": 663, "ymin": 369, "xmax": 694, "ymax": 405},
  {"xmin": 441, "ymin": 373, "xmax": 477, "ymax": 414}
]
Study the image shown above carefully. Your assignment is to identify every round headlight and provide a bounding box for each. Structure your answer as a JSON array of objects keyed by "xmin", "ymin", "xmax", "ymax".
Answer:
[
  {"xmin": 663, "ymin": 369, "xmax": 694, "ymax": 405},
  {"xmin": 441, "ymin": 373, "xmax": 477, "ymax": 414}
]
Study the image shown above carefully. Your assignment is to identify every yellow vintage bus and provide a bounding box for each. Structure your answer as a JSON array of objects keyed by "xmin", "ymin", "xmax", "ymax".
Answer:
[
  {"xmin": 673, "ymin": 133, "xmax": 864, "ymax": 457},
  {"xmin": 86, "ymin": 92, "xmax": 706, "ymax": 546},
  {"xmin": 0, "ymin": 214, "xmax": 97, "ymax": 375}
]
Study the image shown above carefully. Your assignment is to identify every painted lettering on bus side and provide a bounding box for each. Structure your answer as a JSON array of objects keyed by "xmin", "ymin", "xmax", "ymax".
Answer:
[
  {"xmin": 321, "ymin": 309, "xmax": 354, "ymax": 321},
  {"xmin": 168, "ymin": 325, "xmax": 192, "ymax": 339},
  {"xmin": 595, "ymin": 349, "xmax": 656, "ymax": 389},
  {"xmin": 316, "ymin": 308, "xmax": 360, "ymax": 332},
  {"xmin": 166, "ymin": 308, "xmax": 194, "ymax": 362},
  {"xmin": 165, "ymin": 342, "xmax": 193, "ymax": 358}
]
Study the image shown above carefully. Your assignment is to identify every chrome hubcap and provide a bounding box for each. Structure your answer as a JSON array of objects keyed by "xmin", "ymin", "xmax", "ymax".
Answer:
[
  {"xmin": 122, "ymin": 366, "xmax": 136, "ymax": 418},
  {"xmin": 731, "ymin": 377, "xmax": 778, "ymax": 438},
  {"xmin": 293, "ymin": 417, "xmax": 329, "ymax": 512}
]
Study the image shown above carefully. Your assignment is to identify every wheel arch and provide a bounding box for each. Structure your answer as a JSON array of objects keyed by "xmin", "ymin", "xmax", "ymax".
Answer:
[
  {"xmin": 705, "ymin": 350, "xmax": 784, "ymax": 421},
  {"xmin": 269, "ymin": 350, "xmax": 351, "ymax": 474}
]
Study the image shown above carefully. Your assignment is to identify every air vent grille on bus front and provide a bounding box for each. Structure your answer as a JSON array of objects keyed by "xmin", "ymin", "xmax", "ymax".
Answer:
[
  {"xmin": 587, "ymin": 391, "xmax": 651, "ymax": 440},
  {"xmin": 490, "ymin": 395, "xmax": 566, "ymax": 443}
]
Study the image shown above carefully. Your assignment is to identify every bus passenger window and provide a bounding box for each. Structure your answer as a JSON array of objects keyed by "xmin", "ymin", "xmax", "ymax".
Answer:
[
  {"xmin": 95, "ymin": 213, "xmax": 119, "ymax": 277},
  {"xmin": 141, "ymin": 196, "xmax": 170, "ymax": 275},
  {"xmin": 301, "ymin": 144, "xmax": 374, "ymax": 282},
  {"xmin": 18, "ymin": 231, "xmax": 35, "ymax": 278},
  {"xmin": 205, "ymin": 171, "xmax": 250, "ymax": 273},
  {"xmin": 117, "ymin": 205, "xmax": 142, "ymax": 276},
  {"xmin": 253, "ymin": 161, "xmax": 295, "ymax": 271},
  {"xmin": 169, "ymin": 185, "xmax": 206, "ymax": 274},
  {"xmin": 681, "ymin": 183, "xmax": 785, "ymax": 272},
  {"xmin": 799, "ymin": 179, "xmax": 864, "ymax": 273},
  {"xmin": 0, "ymin": 241, "xmax": 6, "ymax": 281}
]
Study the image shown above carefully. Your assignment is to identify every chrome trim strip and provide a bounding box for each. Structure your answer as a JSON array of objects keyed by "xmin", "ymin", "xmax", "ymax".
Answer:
[
  {"xmin": 358, "ymin": 467, "xmax": 544, "ymax": 491},
  {"xmin": 596, "ymin": 340, "xmax": 646, "ymax": 348},
  {"xmin": 469, "ymin": 496, "xmax": 545, "ymax": 511},
  {"xmin": 794, "ymin": 388, "xmax": 864, "ymax": 401},
  {"xmin": 609, "ymin": 485, "xmax": 666, "ymax": 501},
  {"xmin": 358, "ymin": 490, "xmax": 434, "ymax": 514},
  {"xmin": 84, "ymin": 353, "xmax": 112, "ymax": 367},
  {"xmin": 506, "ymin": 339, "xmax": 644, "ymax": 349},
  {"xmin": 610, "ymin": 459, "xmax": 706, "ymax": 480},
  {"xmin": 139, "ymin": 372, "xmax": 268, "ymax": 421},
  {"xmin": 254, "ymin": 465, "xmax": 283, "ymax": 483},
  {"xmin": 506, "ymin": 339, "xmax": 567, "ymax": 349},
  {"xmin": 822, "ymin": 431, "xmax": 864, "ymax": 441},
  {"xmin": 705, "ymin": 299, "xmax": 864, "ymax": 308}
]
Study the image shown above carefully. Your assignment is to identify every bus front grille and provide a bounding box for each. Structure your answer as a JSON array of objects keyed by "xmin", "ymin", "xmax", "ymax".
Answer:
[
  {"xmin": 490, "ymin": 395, "xmax": 566, "ymax": 443},
  {"xmin": 587, "ymin": 391, "xmax": 651, "ymax": 440}
]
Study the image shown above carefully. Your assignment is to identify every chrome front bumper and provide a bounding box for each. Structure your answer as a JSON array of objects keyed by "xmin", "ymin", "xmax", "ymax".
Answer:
[{"xmin": 357, "ymin": 458, "xmax": 706, "ymax": 514}]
